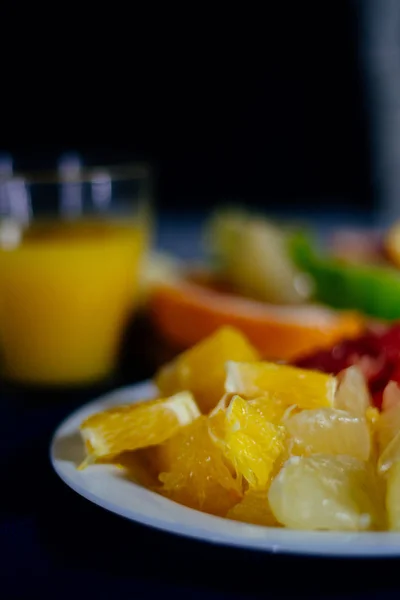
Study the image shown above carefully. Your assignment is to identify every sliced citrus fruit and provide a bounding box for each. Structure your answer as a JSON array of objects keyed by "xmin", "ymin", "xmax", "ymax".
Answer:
[
  {"xmin": 80, "ymin": 391, "xmax": 200, "ymax": 462},
  {"xmin": 205, "ymin": 209, "xmax": 312, "ymax": 304},
  {"xmin": 112, "ymin": 450, "xmax": 161, "ymax": 488},
  {"xmin": 211, "ymin": 394, "xmax": 286, "ymax": 489},
  {"xmin": 158, "ymin": 416, "xmax": 242, "ymax": 516},
  {"xmin": 334, "ymin": 366, "xmax": 371, "ymax": 417},
  {"xmin": 208, "ymin": 393, "xmax": 290, "ymax": 456},
  {"xmin": 268, "ymin": 454, "xmax": 381, "ymax": 531},
  {"xmin": 155, "ymin": 326, "xmax": 259, "ymax": 413},
  {"xmin": 226, "ymin": 488, "xmax": 280, "ymax": 527},
  {"xmin": 207, "ymin": 393, "xmax": 232, "ymax": 445},
  {"xmin": 386, "ymin": 460, "xmax": 400, "ymax": 530},
  {"xmin": 247, "ymin": 395, "xmax": 290, "ymax": 424},
  {"xmin": 285, "ymin": 408, "xmax": 371, "ymax": 461},
  {"xmin": 208, "ymin": 392, "xmax": 291, "ymax": 442},
  {"xmin": 149, "ymin": 277, "xmax": 364, "ymax": 361},
  {"xmin": 225, "ymin": 361, "xmax": 337, "ymax": 409}
]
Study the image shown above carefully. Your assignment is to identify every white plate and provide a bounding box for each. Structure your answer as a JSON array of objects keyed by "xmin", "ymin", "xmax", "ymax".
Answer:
[{"xmin": 51, "ymin": 380, "xmax": 400, "ymax": 557}]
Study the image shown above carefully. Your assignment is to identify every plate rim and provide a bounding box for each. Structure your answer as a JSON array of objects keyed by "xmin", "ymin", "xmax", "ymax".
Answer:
[{"xmin": 50, "ymin": 380, "xmax": 400, "ymax": 558}]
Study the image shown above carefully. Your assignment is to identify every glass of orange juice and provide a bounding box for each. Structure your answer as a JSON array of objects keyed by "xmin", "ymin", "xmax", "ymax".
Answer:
[{"xmin": 0, "ymin": 163, "xmax": 152, "ymax": 386}]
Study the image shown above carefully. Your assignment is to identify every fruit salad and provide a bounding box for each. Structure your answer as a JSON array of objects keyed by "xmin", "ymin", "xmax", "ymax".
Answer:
[
  {"xmin": 146, "ymin": 210, "xmax": 400, "ymax": 364},
  {"xmin": 80, "ymin": 326, "xmax": 400, "ymax": 532}
]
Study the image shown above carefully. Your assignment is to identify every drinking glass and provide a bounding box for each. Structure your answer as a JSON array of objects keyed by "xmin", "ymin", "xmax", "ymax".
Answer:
[{"xmin": 0, "ymin": 163, "xmax": 152, "ymax": 386}]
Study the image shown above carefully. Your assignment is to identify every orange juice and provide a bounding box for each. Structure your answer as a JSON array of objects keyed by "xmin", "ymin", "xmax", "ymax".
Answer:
[{"xmin": 0, "ymin": 219, "xmax": 147, "ymax": 385}]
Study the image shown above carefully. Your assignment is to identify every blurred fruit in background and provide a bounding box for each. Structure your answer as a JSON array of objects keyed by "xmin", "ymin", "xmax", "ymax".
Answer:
[{"xmin": 142, "ymin": 210, "xmax": 365, "ymax": 365}]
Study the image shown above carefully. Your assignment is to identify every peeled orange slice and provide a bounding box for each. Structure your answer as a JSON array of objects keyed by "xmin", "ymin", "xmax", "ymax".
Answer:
[
  {"xmin": 227, "ymin": 488, "xmax": 279, "ymax": 527},
  {"xmin": 158, "ymin": 416, "xmax": 242, "ymax": 516},
  {"xmin": 225, "ymin": 361, "xmax": 337, "ymax": 409},
  {"xmin": 285, "ymin": 408, "xmax": 371, "ymax": 461},
  {"xmin": 80, "ymin": 391, "xmax": 200, "ymax": 462},
  {"xmin": 268, "ymin": 454, "xmax": 381, "ymax": 531},
  {"xmin": 155, "ymin": 326, "xmax": 259, "ymax": 413},
  {"xmin": 211, "ymin": 395, "xmax": 286, "ymax": 488},
  {"xmin": 149, "ymin": 277, "xmax": 363, "ymax": 361},
  {"xmin": 247, "ymin": 395, "xmax": 289, "ymax": 424}
]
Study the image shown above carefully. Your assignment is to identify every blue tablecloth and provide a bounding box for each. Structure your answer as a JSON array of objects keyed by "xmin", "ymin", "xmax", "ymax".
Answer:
[{"xmin": 2, "ymin": 214, "xmax": 400, "ymax": 599}]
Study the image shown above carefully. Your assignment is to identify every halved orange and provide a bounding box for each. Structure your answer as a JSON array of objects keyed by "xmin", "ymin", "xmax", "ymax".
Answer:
[{"xmin": 149, "ymin": 277, "xmax": 364, "ymax": 362}]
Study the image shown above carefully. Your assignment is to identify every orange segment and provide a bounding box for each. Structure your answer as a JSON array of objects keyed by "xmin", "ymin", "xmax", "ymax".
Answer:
[
  {"xmin": 80, "ymin": 391, "xmax": 200, "ymax": 462},
  {"xmin": 112, "ymin": 450, "xmax": 161, "ymax": 488},
  {"xmin": 209, "ymin": 394, "xmax": 286, "ymax": 489},
  {"xmin": 247, "ymin": 395, "xmax": 289, "ymax": 424},
  {"xmin": 224, "ymin": 395, "xmax": 286, "ymax": 488},
  {"xmin": 155, "ymin": 326, "xmax": 259, "ymax": 413},
  {"xmin": 158, "ymin": 416, "xmax": 242, "ymax": 516},
  {"xmin": 149, "ymin": 277, "xmax": 363, "ymax": 361},
  {"xmin": 225, "ymin": 361, "xmax": 337, "ymax": 409},
  {"xmin": 227, "ymin": 488, "xmax": 280, "ymax": 527}
]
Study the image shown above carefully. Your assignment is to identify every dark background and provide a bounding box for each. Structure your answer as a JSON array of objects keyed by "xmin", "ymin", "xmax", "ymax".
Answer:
[
  {"xmin": 2, "ymin": 2, "xmax": 371, "ymax": 216},
  {"xmin": 3, "ymin": 4, "xmax": 400, "ymax": 598}
]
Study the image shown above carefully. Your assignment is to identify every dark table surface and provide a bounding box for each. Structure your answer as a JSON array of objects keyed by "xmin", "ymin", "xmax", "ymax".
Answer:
[{"xmin": 3, "ymin": 214, "xmax": 400, "ymax": 599}]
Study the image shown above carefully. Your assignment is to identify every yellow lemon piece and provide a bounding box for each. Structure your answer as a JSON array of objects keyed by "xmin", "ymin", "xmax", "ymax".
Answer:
[{"xmin": 225, "ymin": 361, "xmax": 337, "ymax": 409}]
